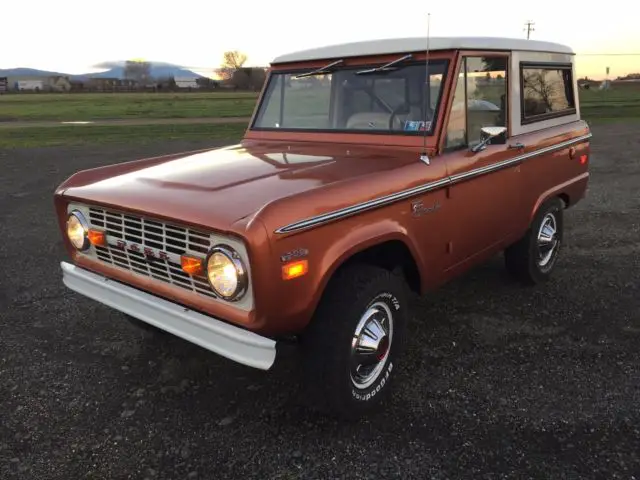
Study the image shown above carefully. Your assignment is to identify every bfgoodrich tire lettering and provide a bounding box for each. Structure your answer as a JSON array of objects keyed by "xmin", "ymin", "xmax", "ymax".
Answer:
[{"xmin": 300, "ymin": 264, "xmax": 408, "ymax": 419}]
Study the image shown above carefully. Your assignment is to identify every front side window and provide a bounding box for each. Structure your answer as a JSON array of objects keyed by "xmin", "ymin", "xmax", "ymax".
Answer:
[
  {"xmin": 521, "ymin": 64, "xmax": 575, "ymax": 123},
  {"xmin": 444, "ymin": 56, "xmax": 508, "ymax": 150},
  {"xmin": 252, "ymin": 60, "xmax": 449, "ymax": 134}
]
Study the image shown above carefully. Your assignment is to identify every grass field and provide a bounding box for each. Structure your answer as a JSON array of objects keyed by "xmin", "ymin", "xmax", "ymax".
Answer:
[
  {"xmin": 578, "ymin": 87, "xmax": 640, "ymax": 121},
  {"xmin": 0, "ymin": 123, "xmax": 248, "ymax": 148},
  {"xmin": 0, "ymin": 92, "xmax": 259, "ymax": 122},
  {"xmin": 0, "ymin": 86, "xmax": 638, "ymax": 148}
]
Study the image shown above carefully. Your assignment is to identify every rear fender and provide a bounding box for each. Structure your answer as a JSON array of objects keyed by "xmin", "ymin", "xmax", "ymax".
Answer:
[{"xmin": 529, "ymin": 172, "xmax": 589, "ymax": 224}]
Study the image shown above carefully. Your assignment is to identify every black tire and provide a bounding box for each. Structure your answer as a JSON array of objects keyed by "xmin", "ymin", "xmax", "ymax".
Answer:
[
  {"xmin": 124, "ymin": 314, "xmax": 167, "ymax": 335},
  {"xmin": 300, "ymin": 263, "xmax": 409, "ymax": 419},
  {"xmin": 504, "ymin": 197, "xmax": 564, "ymax": 285}
]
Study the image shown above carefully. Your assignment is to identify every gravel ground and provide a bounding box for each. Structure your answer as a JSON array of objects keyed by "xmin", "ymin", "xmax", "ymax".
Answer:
[{"xmin": 1, "ymin": 125, "xmax": 639, "ymax": 479}]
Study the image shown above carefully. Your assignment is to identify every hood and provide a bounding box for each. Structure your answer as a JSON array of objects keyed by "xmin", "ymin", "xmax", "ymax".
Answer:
[{"xmin": 60, "ymin": 142, "xmax": 420, "ymax": 233}]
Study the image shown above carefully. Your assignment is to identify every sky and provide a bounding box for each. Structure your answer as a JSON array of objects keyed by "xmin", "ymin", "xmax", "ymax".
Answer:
[{"xmin": 2, "ymin": 0, "xmax": 639, "ymax": 79}]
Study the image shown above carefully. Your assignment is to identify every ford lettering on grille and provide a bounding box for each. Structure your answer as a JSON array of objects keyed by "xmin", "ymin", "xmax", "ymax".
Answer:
[
  {"xmin": 87, "ymin": 206, "xmax": 217, "ymax": 298},
  {"xmin": 111, "ymin": 238, "xmax": 171, "ymax": 262}
]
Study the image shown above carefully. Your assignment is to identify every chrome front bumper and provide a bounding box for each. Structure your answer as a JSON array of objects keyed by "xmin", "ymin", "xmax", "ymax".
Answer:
[{"xmin": 60, "ymin": 262, "xmax": 276, "ymax": 370}]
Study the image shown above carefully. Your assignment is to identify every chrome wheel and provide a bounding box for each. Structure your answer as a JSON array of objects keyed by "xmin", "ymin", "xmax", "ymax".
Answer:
[
  {"xmin": 537, "ymin": 212, "xmax": 559, "ymax": 269},
  {"xmin": 350, "ymin": 301, "xmax": 393, "ymax": 390}
]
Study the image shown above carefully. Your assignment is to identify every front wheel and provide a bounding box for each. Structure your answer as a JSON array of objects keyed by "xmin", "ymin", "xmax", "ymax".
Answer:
[
  {"xmin": 300, "ymin": 264, "xmax": 409, "ymax": 419},
  {"xmin": 504, "ymin": 197, "xmax": 564, "ymax": 285}
]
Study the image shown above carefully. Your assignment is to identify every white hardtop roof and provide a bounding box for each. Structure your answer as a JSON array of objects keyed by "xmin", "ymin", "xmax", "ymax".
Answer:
[{"xmin": 272, "ymin": 36, "xmax": 573, "ymax": 64}]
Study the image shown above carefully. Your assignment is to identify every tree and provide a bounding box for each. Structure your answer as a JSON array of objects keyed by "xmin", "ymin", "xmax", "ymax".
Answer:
[
  {"xmin": 523, "ymin": 70, "xmax": 558, "ymax": 114},
  {"xmin": 217, "ymin": 50, "xmax": 248, "ymax": 81},
  {"xmin": 230, "ymin": 67, "xmax": 267, "ymax": 91},
  {"xmin": 223, "ymin": 50, "xmax": 248, "ymax": 69},
  {"xmin": 124, "ymin": 60, "xmax": 151, "ymax": 87}
]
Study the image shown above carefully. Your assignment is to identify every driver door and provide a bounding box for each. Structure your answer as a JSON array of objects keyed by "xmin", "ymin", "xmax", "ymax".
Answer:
[{"xmin": 441, "ymin": 53, "xmax": 524, "ymax": 270}]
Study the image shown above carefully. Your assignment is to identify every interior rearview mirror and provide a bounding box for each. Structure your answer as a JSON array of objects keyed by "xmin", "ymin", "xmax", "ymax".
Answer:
[{"xmin": 470, "ymin": 126, "xmax": 508, "ymax": 153}]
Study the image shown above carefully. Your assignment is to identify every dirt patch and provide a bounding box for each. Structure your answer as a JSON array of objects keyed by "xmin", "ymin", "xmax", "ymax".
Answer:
[{"xmin": 0, "ymin": 116, "xmax": 251, "ymax": 129}]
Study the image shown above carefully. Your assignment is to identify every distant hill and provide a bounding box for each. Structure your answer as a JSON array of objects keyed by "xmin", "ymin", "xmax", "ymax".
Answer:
[
  {"xmin": 0, "ymin": 67, "xmax": 68, "ymax": 77},
  {"xmin": 0, "ymin": 62, "xmax": 205, "ymax": 80}
]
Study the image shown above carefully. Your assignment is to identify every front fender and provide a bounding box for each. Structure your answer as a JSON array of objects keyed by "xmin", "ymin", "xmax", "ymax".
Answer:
[
  {"xmin": 319, "ymin": 220, "xmax": 421, "ymax": 287},
  {"xmin": 260, "ymin": 217, "xmax": 423, "ymax": 335}
]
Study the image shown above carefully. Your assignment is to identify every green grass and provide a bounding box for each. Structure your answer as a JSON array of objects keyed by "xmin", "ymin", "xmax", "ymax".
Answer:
[
  {"xmin": 0, "ymin": 123, "xmax": 248, "ymax": 149},
  {"xmin": 0, "ymin": 92, "xmax": 259, "ymax": 122},
  {"xmin": 2, "ymin": 85, "xmax": 639, "ymax": 120},
  {"xmin": 1, "ymin": 87, "xmax": 638, "ymax": 124},
  {"xmin": 579, "ymin": 86, "xmax": 640, "ymax": 122},
  {"xmin": 1, "ymin": 86, "xmax": 638, "ymax": 148}
]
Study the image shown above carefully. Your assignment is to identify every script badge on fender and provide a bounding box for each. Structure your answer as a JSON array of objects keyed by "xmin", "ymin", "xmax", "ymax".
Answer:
[{"xmin": 411, "ymin": 199, "xmax": 441, "ymax": 217}]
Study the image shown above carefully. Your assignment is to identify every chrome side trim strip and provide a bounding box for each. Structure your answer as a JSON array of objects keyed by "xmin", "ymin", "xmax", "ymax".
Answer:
[
  {"xmin": 274, "ymin": 177, "xmax": 451, "ymax": 234},
  {"xmin": 275, "ymin": 133, "xmax": 592, "ymax": 235},
  {"xmin": 449, "ymin": 156, "xmax": 522, "ymax": 184},
  {"xmin": 516, "ymin": 132, "xmax": 592, "ymax": 162}
]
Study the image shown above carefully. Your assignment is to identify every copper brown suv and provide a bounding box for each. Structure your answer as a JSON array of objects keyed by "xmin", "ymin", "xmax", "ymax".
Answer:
[{"xmin": 55, "ymin": 36, "xmax": 592, "ymax": 418}]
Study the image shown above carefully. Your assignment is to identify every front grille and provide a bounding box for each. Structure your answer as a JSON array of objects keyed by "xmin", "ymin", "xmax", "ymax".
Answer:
[{"xmin": 87, "ymin": 207, "xmax": 217, "ymax": 298}]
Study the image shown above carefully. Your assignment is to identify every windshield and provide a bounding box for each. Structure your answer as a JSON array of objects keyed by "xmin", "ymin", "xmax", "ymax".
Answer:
[{"xmin": 251, "ymin": 60, "xmax": 449, "ymax": 135}]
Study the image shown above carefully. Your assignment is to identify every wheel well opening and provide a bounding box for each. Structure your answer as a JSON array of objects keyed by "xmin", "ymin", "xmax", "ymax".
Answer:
[
  {"xmin": 558, "ymin": 193, "xmax": 570, "ymax": 208},
  {"xmin": 337, "ymin": 240, "xmax": 421, "ymax": 294}
]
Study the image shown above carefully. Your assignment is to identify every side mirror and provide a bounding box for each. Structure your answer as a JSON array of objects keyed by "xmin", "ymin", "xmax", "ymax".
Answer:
[{"xmin": 470, "ymin": 126, "xmax": 508, "ymax": 153}]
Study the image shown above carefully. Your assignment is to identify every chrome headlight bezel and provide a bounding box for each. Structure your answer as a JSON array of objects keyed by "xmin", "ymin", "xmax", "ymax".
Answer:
[
  {"xmin": 206, "ymin": 244, "xmax": 248, "ymax": 302},
  {"xmin": 66, "ymin": 210, "xmax": 90, "ymax": 251}
]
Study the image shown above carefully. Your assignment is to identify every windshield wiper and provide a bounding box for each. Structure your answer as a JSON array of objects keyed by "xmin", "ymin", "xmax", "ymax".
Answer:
[
  {"xmin": 294, "ymin": 59, "xmax": 344, "ymax": 79},
  {"xmin": 356, "ymin": 54, "xmax": 413, "ymax": 75}
]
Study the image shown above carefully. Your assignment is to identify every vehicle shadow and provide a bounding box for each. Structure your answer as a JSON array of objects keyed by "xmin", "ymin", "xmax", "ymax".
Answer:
[{"xmin": 126, "ymin": 253, "xmax": 544, "ymax": 424}]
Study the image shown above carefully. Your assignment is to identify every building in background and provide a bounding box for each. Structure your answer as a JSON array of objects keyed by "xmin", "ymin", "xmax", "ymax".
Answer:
[
  {"xmin": 85, "ymin": 77, "xmax": 139, "ymax": 92},
  {"xmin": 4, "ymin": 75, "xmax": 71, "ymax": 92},
  {"xmin": 46, "ymin": 75, "xmax": 71, "ymax": 92},
  {"xmin": 175, "ymin": 77, "xmax": 199, "ymax": 89},
  {"xmin": 6, "ymin": 76, "xmax": 44, "ymax": 91}
]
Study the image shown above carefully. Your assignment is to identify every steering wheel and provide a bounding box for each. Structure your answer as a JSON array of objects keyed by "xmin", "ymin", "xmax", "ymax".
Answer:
[{"xmin": 388, "ymin": 103, "xmax": 409, "ymax": 130}]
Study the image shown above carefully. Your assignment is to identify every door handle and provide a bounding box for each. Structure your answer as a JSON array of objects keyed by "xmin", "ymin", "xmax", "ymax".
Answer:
[{"xmin": 508, "ymin": 142, "xmax": 525, "ymax": 150}]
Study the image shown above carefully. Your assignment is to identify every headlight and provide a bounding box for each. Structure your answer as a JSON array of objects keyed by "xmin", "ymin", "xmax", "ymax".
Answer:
[
  {"xmin": 206, "ymin": 245, "xmax": 248, "ymax": 301},
  {"xmin": 66, "ymin": 210, "xmax": 90, "ymax": 251}
]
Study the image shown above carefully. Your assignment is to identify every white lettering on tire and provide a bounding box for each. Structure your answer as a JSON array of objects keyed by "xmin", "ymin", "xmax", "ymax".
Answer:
[{"xmin": 351, "ymin": 361, "xmax": 394, "ymax": 401}]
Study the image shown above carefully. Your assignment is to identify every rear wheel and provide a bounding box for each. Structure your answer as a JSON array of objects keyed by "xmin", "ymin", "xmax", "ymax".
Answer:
[
  {"xmin": 300, "ymin": 264, "xmax": 409, "ymax": 419},
  {"xmin": 504, "ymin": 197, "xmax": 564, "ymax": 284}
]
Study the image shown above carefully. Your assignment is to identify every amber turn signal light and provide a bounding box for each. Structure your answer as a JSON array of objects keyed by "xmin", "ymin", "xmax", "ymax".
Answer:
[
  {"xmin": 87, "ymin": 229, "xmax": 107, "ymax": 247},
  {"xmin": 282, "ymin": 259, "xmax": 308, "ymax": 280},
  {"xmin": 181, "ymin": 255, "xmax": 204, "ymax": 276}
]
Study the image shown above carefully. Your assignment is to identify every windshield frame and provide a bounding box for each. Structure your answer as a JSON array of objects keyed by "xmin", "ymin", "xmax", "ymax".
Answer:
[{"xmin": 249, "ymin": 58, "xmax": 451, "ymax": 137}]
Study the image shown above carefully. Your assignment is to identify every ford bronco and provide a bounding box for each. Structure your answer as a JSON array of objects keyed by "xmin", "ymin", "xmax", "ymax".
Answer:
[{"xmin": 56, "ymin": 36, "xmax": 591, "ymax": 418}]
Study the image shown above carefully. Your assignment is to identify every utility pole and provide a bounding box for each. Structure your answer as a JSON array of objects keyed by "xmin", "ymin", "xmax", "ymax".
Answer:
[{"xmin": 524, "ymin": 20, "xmax": 535, "ymax": 39}]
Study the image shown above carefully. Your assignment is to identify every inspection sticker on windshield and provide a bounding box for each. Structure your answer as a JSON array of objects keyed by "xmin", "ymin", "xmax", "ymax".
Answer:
[{"xmin": 404, "ymin": 120, "xmax": 430, "ymax": 131}]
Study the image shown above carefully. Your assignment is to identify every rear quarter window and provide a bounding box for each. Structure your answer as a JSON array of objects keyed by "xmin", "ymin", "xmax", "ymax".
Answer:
[{"xmin": 520, "ymin": 63, "xmax": 576, "ymax": 124}]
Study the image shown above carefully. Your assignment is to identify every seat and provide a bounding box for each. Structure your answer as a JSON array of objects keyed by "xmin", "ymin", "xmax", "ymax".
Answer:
[{"xmin": 345, "ymin": 112, "xmax": 393, "ymax": 130}]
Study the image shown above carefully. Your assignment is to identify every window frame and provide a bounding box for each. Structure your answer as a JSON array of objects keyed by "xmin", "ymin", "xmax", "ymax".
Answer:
[
  {"xmin": 249, "ymin": 59, "xmax": 451, "ymax": 137},
  {"xmin": 442, "ymin": 52, "xmax": 510, "ymax": 152},
  {"xmin": 519, "ymin": 61, "xmax": 576, "ymax": 125}
]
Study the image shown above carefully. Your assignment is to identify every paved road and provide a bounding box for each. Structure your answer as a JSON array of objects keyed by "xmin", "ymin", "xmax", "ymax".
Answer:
[
  {"xmin": 1, "ymin": 125, "xmax": 639, "ymax": 479},
  {"xmin": 0, "ymin": 117, "xmax": 251, "ymax": 129}
]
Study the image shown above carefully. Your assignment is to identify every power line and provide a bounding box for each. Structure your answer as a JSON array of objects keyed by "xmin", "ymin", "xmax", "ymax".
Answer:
[
  {"xmin": 524, "ymin": 20, "xmax": 535, "ymax": 39},
  {"xmin": 576, "ymin": 53, "xmax": 640, "ymax": 56},
  {"xmin": 78, "ymin": 52, "xmax": 640, "ymax": 73}
]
